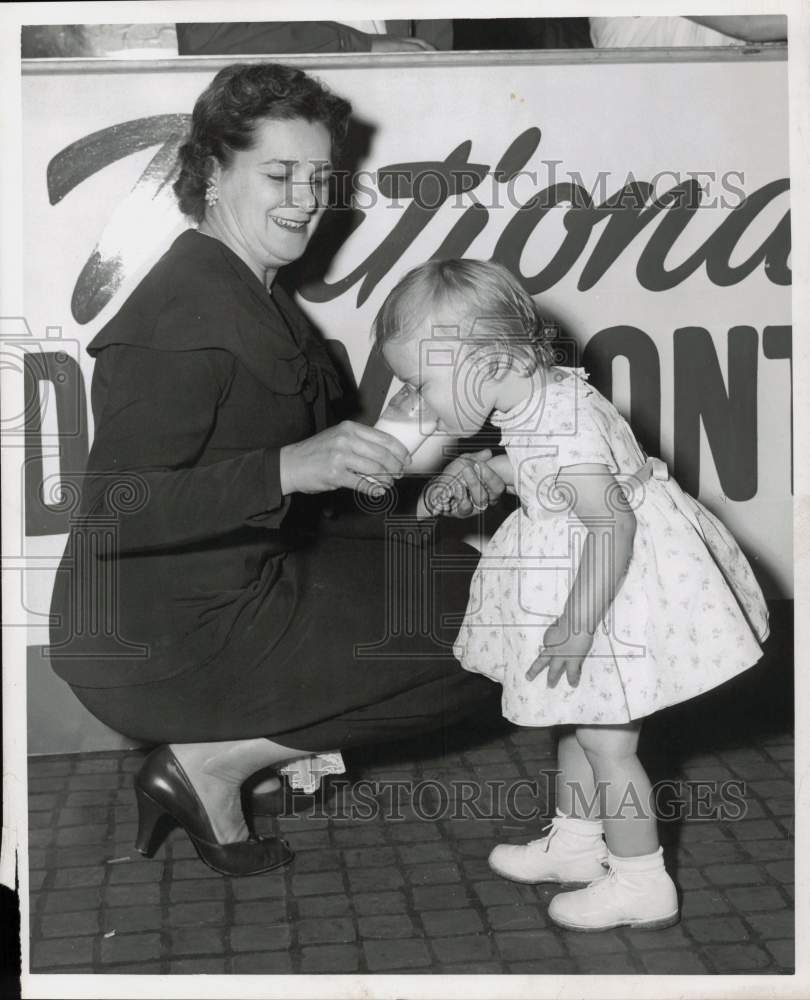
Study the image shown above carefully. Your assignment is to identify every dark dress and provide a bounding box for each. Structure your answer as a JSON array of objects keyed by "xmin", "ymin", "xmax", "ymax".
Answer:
[{"xmin": 48, "ymin": 230, "xmax": 495, "ymax": 750}]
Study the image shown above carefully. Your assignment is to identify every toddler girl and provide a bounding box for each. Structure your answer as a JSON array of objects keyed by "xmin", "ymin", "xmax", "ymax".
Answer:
[{"xmin": 373, "ymin": 258, "xmax": 769, "ymax": 931}]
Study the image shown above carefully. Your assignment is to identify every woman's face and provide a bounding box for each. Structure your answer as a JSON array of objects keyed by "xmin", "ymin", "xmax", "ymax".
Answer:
[{"xmin": 208, "ymin": 116, "xmax": 333, "ymax": 280}]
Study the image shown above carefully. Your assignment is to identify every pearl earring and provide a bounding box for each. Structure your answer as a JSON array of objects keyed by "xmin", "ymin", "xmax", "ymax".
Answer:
[{"xmin": 205, "ymin": 180, "xmax": 219, "ymax": 207}]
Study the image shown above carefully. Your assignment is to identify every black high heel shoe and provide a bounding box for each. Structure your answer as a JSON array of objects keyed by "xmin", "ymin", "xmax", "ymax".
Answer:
[{"xmin": 134, "ymin": 746, "xmax": 294, "ymax": 877}]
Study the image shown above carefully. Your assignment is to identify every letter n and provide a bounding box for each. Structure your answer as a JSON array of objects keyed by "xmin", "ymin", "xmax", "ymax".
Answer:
[{"xmin": 673, "ymin": 326, "xmax": 757, "ymax": 500}]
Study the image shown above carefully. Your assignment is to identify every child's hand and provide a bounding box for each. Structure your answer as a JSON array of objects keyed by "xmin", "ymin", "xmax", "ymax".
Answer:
[
  {"xmin": 419, "ymin": 449, "xmax": 506, "ymax": 518},
  {"xmin": 526, "ymin": 618, "xmax": 594, "ymax": 688},
  {"xmin": 485, "ymin": 454, "xmax": 516, "ymax": 495}
]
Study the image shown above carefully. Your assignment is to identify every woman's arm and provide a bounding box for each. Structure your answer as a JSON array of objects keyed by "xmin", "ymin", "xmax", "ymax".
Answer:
[
  {"xmin": 84, "ymin": 344, "xmax": 412, "ymax": 553},
  {"xmin": 527, "ymin": 462, "xmax": 636, "ymax": 687},
  {"xmin": 81, "ymin": 345, "xmax": 292, "ymax": 552}
]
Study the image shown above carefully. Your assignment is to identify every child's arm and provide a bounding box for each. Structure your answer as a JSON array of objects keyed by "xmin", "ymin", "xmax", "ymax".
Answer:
[{"xmin": 526, "ymin": 463, "xmax": 636, "ymax": 688}]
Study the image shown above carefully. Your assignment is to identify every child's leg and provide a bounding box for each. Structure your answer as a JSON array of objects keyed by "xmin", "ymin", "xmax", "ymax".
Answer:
[
  {"xmin": 575, "ymin": 721, "xmax": 658, "ymax": 856},
  {"xmin": 545, "ymin": 719, "xmax": 678, "ymax": 931},
  {"xmin": 488, "ymin": 726, "xmax": 607, "ymax": 884},
  {"xmin": 557, "ymin": 726, "xmax": 598, "ymax": 819}
]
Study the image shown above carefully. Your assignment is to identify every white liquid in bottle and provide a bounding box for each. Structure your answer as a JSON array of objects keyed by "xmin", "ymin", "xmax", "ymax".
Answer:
[{"xmin": 373, "ymin": 384, "xmax": 438, "ymax": 457}]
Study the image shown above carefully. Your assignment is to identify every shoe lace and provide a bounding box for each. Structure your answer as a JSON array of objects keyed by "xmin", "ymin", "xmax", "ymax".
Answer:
[
  {"xmin": 528, "ymin": 820, "xmax": 556, "ymax": 852},
  {"xmin": 586, "ymin": 865, "xmax": 617, "ymax": 891}
]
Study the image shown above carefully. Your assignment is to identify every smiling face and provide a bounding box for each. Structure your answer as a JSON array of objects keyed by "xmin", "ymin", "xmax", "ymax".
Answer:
[{"xmin": 205, "ymin": 116, "xmax": 332, "ymax": 282}]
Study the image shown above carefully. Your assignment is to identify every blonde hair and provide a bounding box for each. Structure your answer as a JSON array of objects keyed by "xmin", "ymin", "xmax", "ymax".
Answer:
[{"xmin": 372, "ymin": 258, "xmax": 558, "ymax": 377}]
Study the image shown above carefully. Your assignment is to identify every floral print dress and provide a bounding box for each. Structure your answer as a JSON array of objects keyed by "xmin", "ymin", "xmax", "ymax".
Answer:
[{"xmin": 453, "ymin": 367, "xmax": 770, "ymax": 726}]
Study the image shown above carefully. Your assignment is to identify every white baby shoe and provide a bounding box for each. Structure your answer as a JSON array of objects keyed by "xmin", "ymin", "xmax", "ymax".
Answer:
[
  {"xmin": 488, "ymin": 810, "xmax": 609, "ymax": 886},
  {"xmin": 548, "ymin": 846, "xmax": 679, "ymax": 932}
]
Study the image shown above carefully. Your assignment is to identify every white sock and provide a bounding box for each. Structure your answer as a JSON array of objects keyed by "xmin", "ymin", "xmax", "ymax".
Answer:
[
  {"xmin": 608, "ymin": 845, "xmax": 666, "ymax": 872},
  {"xmin": 555, "ymin": 807, "xmax": 604, "ymax": 835}
]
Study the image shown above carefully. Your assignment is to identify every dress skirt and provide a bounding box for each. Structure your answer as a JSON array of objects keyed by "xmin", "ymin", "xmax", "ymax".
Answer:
[
  {"xmin": 453, "ymin": 368, "xmax": 769, "ymax": 726},
  {"xmin": 67, "ymin": 531, "xmax": 497, "ymax": 751}
]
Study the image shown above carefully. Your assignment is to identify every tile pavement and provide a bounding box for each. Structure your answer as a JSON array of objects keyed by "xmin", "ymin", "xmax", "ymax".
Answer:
[{"xmin": 26, "ymin": 703, "xmax": 794, "ymax": 977}]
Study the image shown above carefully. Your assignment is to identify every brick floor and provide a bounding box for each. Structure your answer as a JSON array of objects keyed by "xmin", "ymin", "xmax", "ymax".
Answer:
[{"xmin": 25, "ymin": 668, "xmax": 794, "ymax": 976}]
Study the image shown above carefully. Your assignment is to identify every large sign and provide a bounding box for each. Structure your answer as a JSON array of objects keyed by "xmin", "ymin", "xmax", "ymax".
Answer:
[{"xmin": 19, "ymin": 50, "xmax": 792, "ymax": 679}]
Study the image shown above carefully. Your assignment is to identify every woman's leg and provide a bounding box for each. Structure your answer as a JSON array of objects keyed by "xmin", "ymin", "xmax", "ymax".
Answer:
[
  {"xmin": 575, "ymin": 721, "xmax": 658, "ymax": 856},
  {"xmin": 171, "ymin": 739, "xmax": 310, "ymax": 843}
]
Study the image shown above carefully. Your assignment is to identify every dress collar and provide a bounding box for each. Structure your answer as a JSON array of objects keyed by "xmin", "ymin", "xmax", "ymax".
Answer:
[
  {"xmin": 183, "ymin": 229, "xmax": 343, "ymax": 398},
  {"xmin": 90, "ymin": 228, "xmax": 343, "ymax": 418},
  {"xmin": 490, "ymin": 366, "xmax": 589, "ymax": 431},
  {"xmin": 184, "ymin": 229, "xmax": 280, "ymax": 314}
]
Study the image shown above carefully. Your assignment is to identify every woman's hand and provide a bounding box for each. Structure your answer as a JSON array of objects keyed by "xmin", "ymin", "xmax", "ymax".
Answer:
[
  {"xmin": 280, "ymin": 421, "xmax": 411, "ymax": 497},
  {"xmin": 418, "ymin": 449, "xmax": 507, "ymax": 519},
  {"xmin": 526, "ymin": 618, "xmax": 595, "ymax": 688}
]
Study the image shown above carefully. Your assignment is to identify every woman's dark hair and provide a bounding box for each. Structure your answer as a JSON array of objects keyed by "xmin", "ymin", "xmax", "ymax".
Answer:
[{"xmin": 173, "ymin": 62, "xmax": 352, "ymax": 222}]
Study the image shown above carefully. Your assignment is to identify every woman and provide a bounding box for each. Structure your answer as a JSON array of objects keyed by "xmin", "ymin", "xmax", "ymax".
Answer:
[{"xmin": 48, "ymin": 63, "xmax": 505, "ymax": 876}]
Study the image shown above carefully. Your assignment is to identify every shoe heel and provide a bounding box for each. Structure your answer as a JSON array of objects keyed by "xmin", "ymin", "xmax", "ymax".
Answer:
[
  {"xmin": 629, "ymin": 912, "xmax": 680, "ymax": 931},
  {"xmin": 134, "ymin": 786, "xmax": 170, "ymax": 857}
]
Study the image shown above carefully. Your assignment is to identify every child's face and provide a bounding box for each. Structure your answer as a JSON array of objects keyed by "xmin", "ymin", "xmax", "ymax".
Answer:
[{"xmin": 382, "ymin": 317, "xmax": 494, "ymax": 437}]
